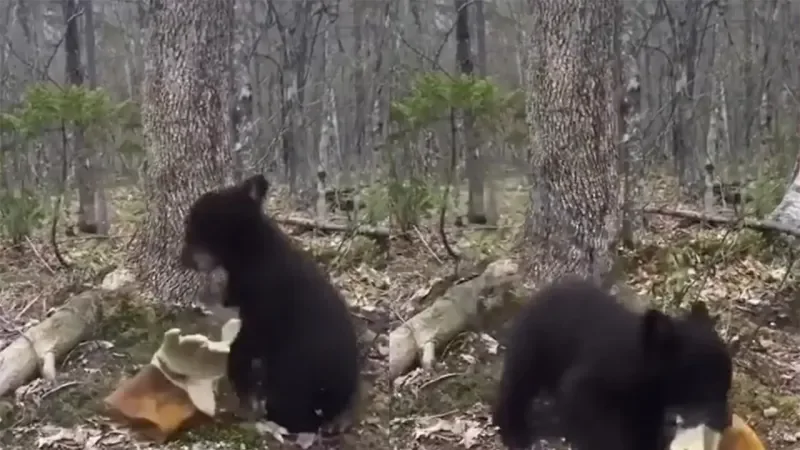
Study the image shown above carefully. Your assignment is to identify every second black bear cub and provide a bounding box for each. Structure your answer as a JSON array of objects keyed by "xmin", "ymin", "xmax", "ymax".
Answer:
[
  {"xmin": 493, "ymin": 276, "xmax": 732, "ymax": 450},
  {"xmin": 179, "ymin": 174, "xmax": 360, "ymax": 435}
]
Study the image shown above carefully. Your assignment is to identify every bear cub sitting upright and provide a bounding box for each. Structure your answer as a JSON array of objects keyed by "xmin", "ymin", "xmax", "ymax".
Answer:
[
  {"xmin": 179, "ymin": 174, "xmax": 360, "ymax": 437},
  {"xmin": 492, "ymin": 276, "xmax": 733, "ymax": 450}
]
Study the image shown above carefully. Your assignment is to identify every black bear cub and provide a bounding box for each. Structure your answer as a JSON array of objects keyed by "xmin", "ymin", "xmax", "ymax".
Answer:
[
  {"xmin": 493, "ymin": 276, "xmax": 732, "ymax": 450},
  {"xmin": 179, "ymin": 174, "xmax": 360, "ymax": 436}
]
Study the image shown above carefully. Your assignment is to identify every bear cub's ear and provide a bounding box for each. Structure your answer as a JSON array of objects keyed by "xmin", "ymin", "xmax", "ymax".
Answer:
[
  {"xmin": 641, "ymin": 309, "xmax": 679, "ymax": 356},
  {"xmin": 687, "ymin": 301, "xmax": 715, "ymax": 325},
  {"xmin": 241, "ymin": 174, "xmax": 269, "ymax": 203}
]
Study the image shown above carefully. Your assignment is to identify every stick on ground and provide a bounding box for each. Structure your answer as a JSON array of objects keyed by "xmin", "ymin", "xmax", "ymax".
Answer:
[{"xmin": 643, "ymin": 206, "xmax": 800, "ymax": 238}]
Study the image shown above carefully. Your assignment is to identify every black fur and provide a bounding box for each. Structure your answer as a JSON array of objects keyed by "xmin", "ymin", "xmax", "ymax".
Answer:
[
  {"xmin": 492, "ymin": 277, "xmax": 732, "ymax": 450},
  {"xmin": 179, "ymin": 174, "xmax": 360, "ymax": 434}
]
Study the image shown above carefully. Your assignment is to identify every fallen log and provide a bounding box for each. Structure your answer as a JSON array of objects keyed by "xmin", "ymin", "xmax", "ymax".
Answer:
[
  {"xmin": 275, "ymin": 216, "xmax": 390, "ymax": 241},
  {"xmin": 388, "ymin": 259, "xmax": 519, "ymax": 379},
  {"xmin": 0, "ymin": 288, "xmax": 125, "ymax": 397},
  {"xmin": 643, "ymin": 206, "xmax": 800, "ymax": 238}
]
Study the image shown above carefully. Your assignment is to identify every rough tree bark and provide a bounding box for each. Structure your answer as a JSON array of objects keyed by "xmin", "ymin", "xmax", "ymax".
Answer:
[
  {"xmin": 128, "ymin": 0, "xmax": 235, "ymax": 305},
  {"xmin": 523, "ymin": 0, "xmax": 621, "ymax": 286}
]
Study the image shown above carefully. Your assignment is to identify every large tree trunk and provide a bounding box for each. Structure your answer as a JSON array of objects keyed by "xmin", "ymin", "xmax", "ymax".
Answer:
[
  {"xmin": 129, "ymin": 0, "xmax": 235, "ymax": 305},
  {"xmin": 522, "ymin": 0, "xmax": 622, "ymax": 287}
]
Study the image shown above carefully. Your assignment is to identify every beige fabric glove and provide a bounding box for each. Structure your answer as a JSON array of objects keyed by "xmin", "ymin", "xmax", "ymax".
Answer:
[{"xmin": 150, "ymin": 318, "xmax": 241, "ymax": 417}]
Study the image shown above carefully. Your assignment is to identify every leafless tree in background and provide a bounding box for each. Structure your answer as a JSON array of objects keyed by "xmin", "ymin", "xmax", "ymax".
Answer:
[
  {"xmin": 80, "ymin": 0, "xmax": 109, "ymax": 235},
  {"xmin": 455, "ymin": 0, "xmax": 486, "ymax": 225},
  {"xmin": 63, "ymin": 0, "xmax": 106, "ymax": 235}
]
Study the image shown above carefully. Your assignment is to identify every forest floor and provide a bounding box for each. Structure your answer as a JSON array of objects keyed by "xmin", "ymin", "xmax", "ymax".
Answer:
[{"xmin": 0, "ymin": 175, "xmax": 799, "ymax": 449}]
